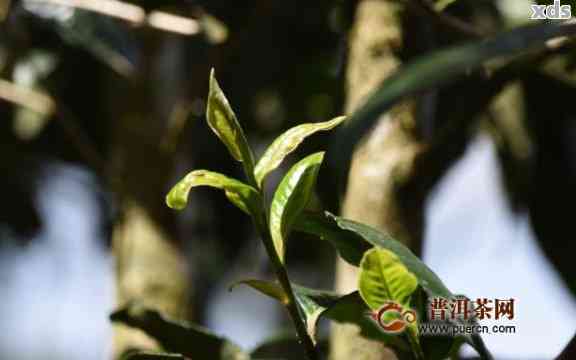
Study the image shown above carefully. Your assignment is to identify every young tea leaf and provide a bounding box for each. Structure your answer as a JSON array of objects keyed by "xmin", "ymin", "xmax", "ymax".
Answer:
[
  {"xmin": 207, "ymin": 69, "xmax": 255, "ymax": 174},
  {"xmin": 166, "ymin": 169, "xmax": 260, "ymax": 216},
  {"xmin": 359, "ymin": 248, "xmax": 418, "ymax": 310},
  {"xmin": 269, "ymin": 152, "xmax": 324, "ymax": 263},
  {"xmin": 254, "ymin": 116, "xmax": 345, "ymax": 187}
]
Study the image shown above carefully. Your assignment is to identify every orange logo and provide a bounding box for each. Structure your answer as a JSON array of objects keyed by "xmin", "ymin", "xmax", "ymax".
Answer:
[{"xmin": 372, "ymin": 301, "xmax": 417, "ymax": 334}]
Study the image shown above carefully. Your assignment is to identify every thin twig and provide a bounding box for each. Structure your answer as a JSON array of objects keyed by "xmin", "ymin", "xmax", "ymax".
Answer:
[
  {"xmin": 25, "ymin": 0, "xmax": 201, "ymax": 35},
  {"xmin": 254, "ymin": 218, "xmax": 320, "ymax": 360}
]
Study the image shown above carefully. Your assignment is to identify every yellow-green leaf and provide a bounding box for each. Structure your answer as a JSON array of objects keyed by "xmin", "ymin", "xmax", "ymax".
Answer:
[
  {"xmin": 434, "ymin": 0, "xmax": 458, "ymax": 11},
  {"xmin": 207, "ymin": 69, "xmax": 255, "ymax": 171},
  {"xmin": 254, "ymin": 116, "xmax": 345, "ymax": 187},
  {"xmin": 359, "ymin": 248, "xmax": 418, "ymax": 311},
  {"xmin": 269, "ymin": 152, "xmax": 324, "ymax": 263},
  {"xmin": 166, "ymin": 170, "xmax": 259, "ymax": 216},
  {"xmin": 229, "ymin": 279, "xmax": 289, "ymax": 305}
]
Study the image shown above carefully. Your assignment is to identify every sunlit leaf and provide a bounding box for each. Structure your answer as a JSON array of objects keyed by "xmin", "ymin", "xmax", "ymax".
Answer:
[
  {"xmin": 166, "ymin": 170, "xmax": 260, "ymax": 216},
  {"xmin": 358, "ymin": 248, "xmax": 421, "ymax": 356},
  {"xmin": 269, "ymin": 152, "xmax": 324, "ymax": 263},
  {"xmin": 207, "ymin": 69, "xmax": 255, "ymax": 174},
  {"xmin": 254, "ymin": 116, "xmax": 345, "ymax": 187},
  {"xmin": 435, "ymin": 0, "xmax": 459, "ymax": 11},
  {"xmin": 110, "ymin": 303, "xmax": 249, "ymax": 360},
  {"xmin": 359, "ymin": 248, "xmax": 418, "ymax": 310}
]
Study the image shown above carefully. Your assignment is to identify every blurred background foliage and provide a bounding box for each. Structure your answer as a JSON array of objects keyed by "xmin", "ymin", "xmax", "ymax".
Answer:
[{"xmin": 1, "ymin": 0, "xmax": 576, "ymax": 359}]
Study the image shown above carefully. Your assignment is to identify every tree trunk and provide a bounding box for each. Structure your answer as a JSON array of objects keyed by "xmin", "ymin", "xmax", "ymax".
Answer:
[
  {"xmin": 111, "ymin": 30, "xmax": 190, "ymax": 359},
  {"xmin": 332, "ymin": 1, "xmax": 421, "ymax": 359}
]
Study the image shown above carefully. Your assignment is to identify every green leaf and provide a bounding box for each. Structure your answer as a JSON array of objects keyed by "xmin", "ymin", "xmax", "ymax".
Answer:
[
  {"xmin": 231, "ymin": 279, "xmax": 339, "ymax": 343},
  {"xmin": 434, "ymin": 0, "xmax": 459, "ymax": 11},
  {"xmin": 358, "ymin": 248, "xmax": 423, "ymax": 358},
  {"xmin": 296, "ymin": 212, "xmax": 492, "ymax": 359},
  {"xmin": 254, "ymin": 116, "xmax": 345, "ymax": 187},
  {"xmin": 294, "ymin": 212, "xmax": 370, "ymax": 265},
  {"xmin": 358, "ymin": 248, "xmax": 418, "ymax": 310},
  {"xmin": 166, "ymin": 170, "xmax": 260, "ymax": 216},
  {"xmin": 229, "ymin": 279, "xmax": 288, "ymax": 305},
  {"xmin": 269, "ymin": 152, "xmax": 325, "ymax": 263},
  {"xmin": 110, "ymin": 303, "xmax": 249, "ymax": 360},
  {"xmin": 331, "ymin": 21, "xmax": 576, "ymax": 187},
  {"xmin": 301, "ymin": 212, "xmax": 452, "ymax": 298},
  {"xmin": 319, "ymin": 292, "xmax": 409, "ymax": 352},
  {"xmin": 207, "ymin": 69, "xmax": 255, "ymax": 173}
]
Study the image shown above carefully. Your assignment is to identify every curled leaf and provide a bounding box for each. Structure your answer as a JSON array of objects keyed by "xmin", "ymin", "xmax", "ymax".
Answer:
[
  {"xmin": 269, "ymin": 152, "xmax": 325, "ymax": 263},
  {"xmin": 207, "ymin": 69, "xmax": 255, "ymax": 172},
  {"xmin": 254, "ymin": 116, "xmax": 345, "ymax": 186},
  {"xmin": 166, "ymin": 170, "xmax": 259, "ymax": 216}
]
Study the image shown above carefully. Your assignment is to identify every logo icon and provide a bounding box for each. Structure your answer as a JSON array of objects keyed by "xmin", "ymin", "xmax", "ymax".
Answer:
[{"xmin": 371, "ymin": 301, "xmax": 417, "ymax": 334}]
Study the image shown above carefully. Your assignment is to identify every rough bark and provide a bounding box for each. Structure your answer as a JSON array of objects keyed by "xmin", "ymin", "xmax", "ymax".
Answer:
[{"xmin": 332, "ymin": 1, "xmax": 421, "ymax": 359}]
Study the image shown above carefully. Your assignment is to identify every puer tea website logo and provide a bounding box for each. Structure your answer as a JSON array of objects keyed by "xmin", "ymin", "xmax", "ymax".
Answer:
[
  {"xmin": 371, "ymin": 297, "xmax": 516, "ymax": 336},
  {"xmin": 531, "ymin": 0, "xmax": 572, "ymax": 20}
]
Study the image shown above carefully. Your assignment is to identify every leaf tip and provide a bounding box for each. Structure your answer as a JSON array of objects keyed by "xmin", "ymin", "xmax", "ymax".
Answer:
[{"xmin": 165, "ymin": 188, "xmax": 187, "ymax": 211}]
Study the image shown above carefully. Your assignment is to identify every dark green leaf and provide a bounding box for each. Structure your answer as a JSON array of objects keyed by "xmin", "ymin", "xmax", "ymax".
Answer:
[
  {"xmin": 166, "ymin": 170, "xmax": 260, "ymax": 216},
  {"xmin": 110, "ymin": 303, "xmax": 249, "ymax": 360},
  {"xmin": 294, "ymin": 212, "xmax": 371, "ymax": 265},
  {"xmin": 254, "ymin": 116, "xmax": 345, "ymax": 187},
  {"xmin": 269, "ymin": 152, "xmax": 325, "ymax": 263},
  {"xmin": 331, "ymin": 21, "xmax": 576, "ymax": 187},
  {"xmin": 319, "ymin": 292, "xmax": 408, "ymax": 350},
  {"xmin": 296, "ymin": 212, "xmax": 492, "ymax": 358},
  {"xmin": 250, "ymin": 333, "xmax": 307, "ymax": 360}
]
